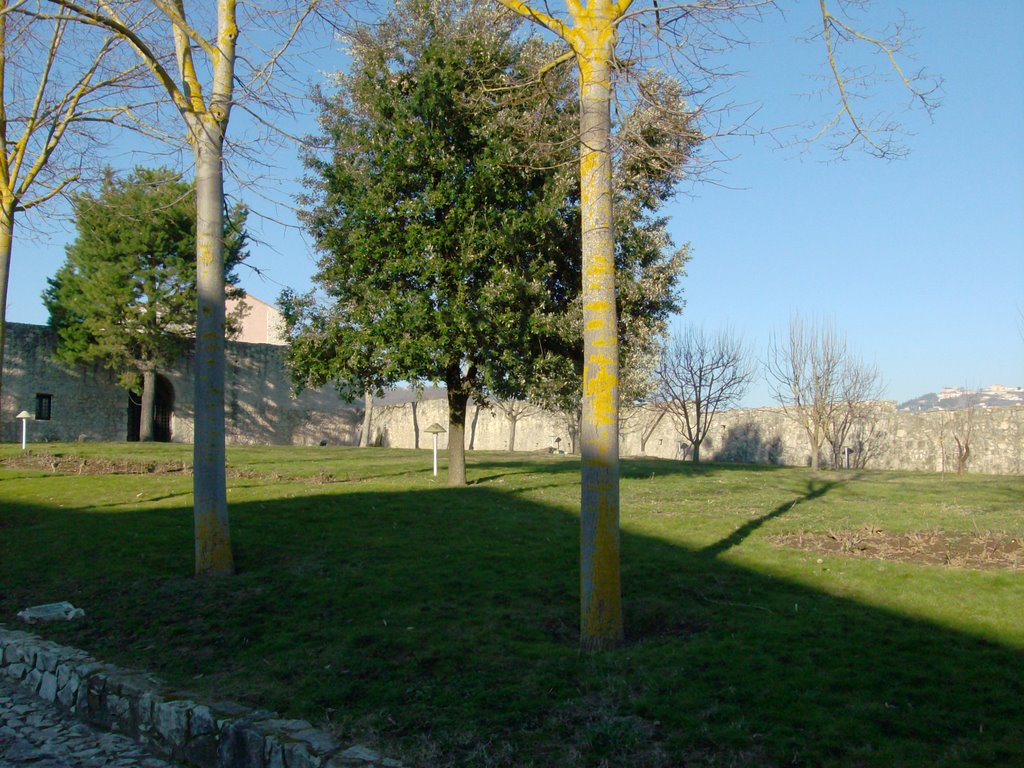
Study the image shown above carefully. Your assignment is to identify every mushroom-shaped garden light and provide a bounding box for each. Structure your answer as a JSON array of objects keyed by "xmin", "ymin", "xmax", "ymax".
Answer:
[
  {"xmin": 16, "ymin": 410, "xmax": 32, "ymax": 450},
  {"xmin": 423, "ymin": 422, "xmax": 446, "ymax": 477}
]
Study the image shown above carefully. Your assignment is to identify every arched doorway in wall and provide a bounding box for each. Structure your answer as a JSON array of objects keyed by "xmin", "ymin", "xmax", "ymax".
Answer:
[{"xmin": 127, "ymin": 374, "xmax": 175, "ymax": 442}]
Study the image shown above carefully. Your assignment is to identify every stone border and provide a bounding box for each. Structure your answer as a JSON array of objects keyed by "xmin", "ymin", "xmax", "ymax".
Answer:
[{"xmin": 0, "ymin": 626, "xmax": 405, "ymax": 768}]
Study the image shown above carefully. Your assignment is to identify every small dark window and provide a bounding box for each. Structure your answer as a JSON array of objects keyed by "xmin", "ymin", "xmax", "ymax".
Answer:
[{"xmin": 35, "ymin": 394, "xmax": 52, "ymax": 421}]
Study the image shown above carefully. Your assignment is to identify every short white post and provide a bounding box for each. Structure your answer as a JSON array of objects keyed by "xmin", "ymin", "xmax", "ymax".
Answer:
[
  {"xmin": 432, "ymin": 433, "xmax": 439, "ymax": 476},
  {"xmin": 16, "ymin": 410, "xmax": 32, "ymax": 450}
]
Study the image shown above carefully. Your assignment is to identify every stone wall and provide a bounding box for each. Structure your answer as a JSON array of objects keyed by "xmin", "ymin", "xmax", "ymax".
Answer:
[
  {"xmin": 0, "ymin": 324, "xmax": 128, "ymax": 443},
  {"xmin": 1, "ymin": 323, "xmax": 360, "ymax": 447},
  {"xmin": 369, "ymin": 397, "xmax": 1024, "ymax": 476},
  {"xmin": 5, "ymin": 321, "xmax": 1019, "ymax": 474}
]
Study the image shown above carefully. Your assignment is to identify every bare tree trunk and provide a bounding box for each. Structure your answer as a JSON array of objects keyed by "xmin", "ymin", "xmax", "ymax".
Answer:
[
  {"xmin": 360, "ymin": 390, "xmax": 372, "ymax": 447},
  {"xmin": 810, "ymin": 425, "xmax": 821, "ymax": 471},
  {"xmin": 692, "ymin": 441, "xmax": 701, "ymax": 464},
  {"xmin": 139, "ymin": 367, "xmax": 157, "ymax": 442},
  {"xmin": 0, "ymin": 201, "xmax": 13, "ymax": 416},
  {"xmin": 578, "ymin": 28, "xmax": 623, "ymax": 650},
  {"xmin": 447, "ymin": 387, "xmax": 468, "ymax": 486},
  {"xmin": 192, "ymin": 126, "xmax": 233, "ymax": 577},
  {"xmin": 508, "ymin": 414, "xmax": 518, "ymax": 452}
]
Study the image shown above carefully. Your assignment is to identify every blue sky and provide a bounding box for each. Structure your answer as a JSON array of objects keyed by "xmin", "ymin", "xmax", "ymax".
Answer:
[
  {"xmin": 663, "ymin": 1, "xmax": 1024, "ymax": 406},
  {"xmin": 6, "ymin": 1, "xmax": 1023, "ymax": 407}
]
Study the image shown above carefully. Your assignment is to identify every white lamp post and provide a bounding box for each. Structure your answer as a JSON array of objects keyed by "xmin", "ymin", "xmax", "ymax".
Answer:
[
  {"xmin": 423, "ymin": 422, "xmax": 446, "ymax": 477},
  {"xmin": 16, "ymin": 410, "xmax": 32, "ymax": 450}
]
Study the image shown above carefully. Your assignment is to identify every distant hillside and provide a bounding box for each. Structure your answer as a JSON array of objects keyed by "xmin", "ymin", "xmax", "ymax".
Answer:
[{"xmin": 898, "ymin": 385, "xmax": 1024, "ymax": 412}]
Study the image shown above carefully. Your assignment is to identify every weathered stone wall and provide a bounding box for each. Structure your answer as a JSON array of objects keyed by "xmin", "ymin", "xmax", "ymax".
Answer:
[
  {"xmin": 2, "ymin": 323, "xmax": 360, "ymax": 447},
  {"xmin": 370, "ymin": 398, "xmax": 1024, "ymax": 476},
  {"xmin": 165, "ymin": 339, "xmax": 361, "ymax": 447},
  {"xmin": 0, "ymin": 324, "xmax": 128, "ymax": 443},
  {"xmin": 6, "ymin": 322, "xmax": 1019, "ymax": 474}
]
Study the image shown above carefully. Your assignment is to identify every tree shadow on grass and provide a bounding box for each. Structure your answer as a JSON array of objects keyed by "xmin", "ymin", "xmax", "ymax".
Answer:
[
  {"xmin": 1, "ymin": 484, "xmax": 1021, "ymax": 768},
  {"xmin": 469, "ymin": 454, "xmax": 796, "ymax": 486},
  {"xmin": 700, "ymin": 478, "xmax": 843, "ymax": 559}
]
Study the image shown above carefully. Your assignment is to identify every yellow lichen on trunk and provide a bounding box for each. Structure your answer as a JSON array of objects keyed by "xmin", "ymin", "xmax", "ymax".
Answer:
[
  {"xmin": 495, "ymin": 0, "xmax": 628, "ymax": 650},
  {"xmin": 575, "ymin": 2, "xmax": 623, "ymax": 650}
]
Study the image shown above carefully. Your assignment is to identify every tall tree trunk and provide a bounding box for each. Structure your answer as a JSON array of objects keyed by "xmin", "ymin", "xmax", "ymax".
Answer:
[
  {"xmin": 577, "ymin": 21, "xmax": 623, "ymax": 650},
  {"xmin": 360, "ymin": 389, "xmax": 372, "ymax": 447},
  {"xmin": 139, "ymin": 367, "xmax": 157, "ymax": 442},
  {"xmin": 468, "ymin": 401, "xmax": 480, "ymax": 450},
  {"xmin": 191, "ymin": 125, "xmax": 233, "ymax": 577},
  {"xmin": 446, "ymin": 371, "xmax": 468, "ymax": 486},
  {"xmin": 692, "ymin": 441, "xmax": 701, "ymax": 464},
  {"xmin": 508, "ymin": 413, "xmax": 518, "ymax": 452},
  {"xmin": 0, "ymin": 201, "xmax": 14, "ymax": 419}
]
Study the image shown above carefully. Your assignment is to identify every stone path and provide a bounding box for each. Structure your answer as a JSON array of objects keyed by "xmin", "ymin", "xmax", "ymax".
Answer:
[{"xmin": 0, "ymin": 675, "xmax": 179, "ymax": 768}]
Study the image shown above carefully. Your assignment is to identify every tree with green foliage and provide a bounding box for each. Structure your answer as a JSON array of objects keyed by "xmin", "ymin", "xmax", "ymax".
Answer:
[
  {"xmin": 44, "ymin": 167, "xmax": 248, "ymax": 441},
  {"xmin": 287, "ymin": 0, "xmax": 691, "ymax": 488},
  {"xmin": 288, "ymin": 0, "xmax": 582, "ymax": 487}
]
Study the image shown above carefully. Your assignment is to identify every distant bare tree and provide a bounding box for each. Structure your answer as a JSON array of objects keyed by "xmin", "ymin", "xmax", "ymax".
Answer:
[
  {"xmin": 845, "ymin": 406, "xmax": 893, "ymax": 469},
  {"xmin": 824, "ymin": 358, "xmax": 884, "ymax": 468},
  {"xmin": 496, "ymin": 399, "xmax": 539, "ymax": 453},
  {"xmin": 655, "ymin": 326, "xmax": 754, "ymax": 464},
  {"xmin": 947, "ymin": 389, "xmax": 980, "ymax": 475},
  {"xmin": 621, "ymin": 402, "xmax": 668, "ymax": 454},
  {"xmin": 767, "ymin": 315, "xmax": 880, "ymax": 471}
]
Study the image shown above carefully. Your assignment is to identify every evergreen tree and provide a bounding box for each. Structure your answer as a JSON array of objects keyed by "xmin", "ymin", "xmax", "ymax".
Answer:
[
  {"xmin": 290, "ymin": 0, "xmax": 580, "ymax": 485},
  {"xmin": 44, "ymin": 167, "xmax": 248, "ymax": 441},
  {"xmin": 288, "ymin": 0, "xmax": 692, "ymax": 486}
]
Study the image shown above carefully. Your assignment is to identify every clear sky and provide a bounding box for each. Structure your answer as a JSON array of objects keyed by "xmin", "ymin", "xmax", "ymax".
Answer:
[{"xmin": 6, "ymin": 1, "xmax": 1023, "ymax": 408}]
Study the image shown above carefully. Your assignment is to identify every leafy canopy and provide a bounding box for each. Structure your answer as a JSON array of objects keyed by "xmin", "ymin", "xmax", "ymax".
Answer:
[
  {"xmin": 286, "ymin": 0, "xmax": 578, "ymax": 403},
  {"xmin": 44, "ymin": 166, "xmax": 248, "ymax": 390},
  {"xmin": 286, "ymin": 0, "xmax": 693, "ymax": 412}
]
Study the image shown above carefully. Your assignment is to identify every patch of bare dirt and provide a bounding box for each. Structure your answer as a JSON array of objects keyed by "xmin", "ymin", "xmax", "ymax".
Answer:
[
  {"xmin": 0, "ymin": 452, "xmax": 344, "ymax": 484},
  {"xmin": 769, "ymin": 527, "xmax": 1024, "ymax": 570},
  {"xmin": 0, "ymin": 451, "xmax": 192, "ymax": 476}
]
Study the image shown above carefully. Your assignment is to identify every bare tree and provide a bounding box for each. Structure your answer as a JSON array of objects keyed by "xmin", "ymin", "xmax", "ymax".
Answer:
[
  {"xmin": 496, "ymin": 399, "xmax": 540, "ymax": 452},
  {"xmin": 43, "ymin": 0, "xmax": 325, "ymax": 577},
  {"xmin": 823, "ymin": 356, "xmax": 884, "ymax": 468},
  {"xmin": 946, "ymin": 389, "xmax": 979, "ymax": 476},
  {"xmin": 767, "ymin": 315, "xmax": 881, "ymax": 471},
  {"xmin": 621, "ymin": 401, "xmax": 667, "ymax": 454},
  {"xmin": 0, "ymin": 1, "xmax": 143, "ymax": 416},
  {"xmin": 655, "ymin": 326, "xmax": 753, "ymax": 464}
]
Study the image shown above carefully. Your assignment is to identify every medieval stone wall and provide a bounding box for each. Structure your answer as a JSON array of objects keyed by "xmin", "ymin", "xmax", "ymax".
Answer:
[
  {"xmin": 1, "ymin": 324, "xmax": 128, "ymax": 443},
  {"xmin": 368, "ymin": 397, "xmax": 1024, "ymax": 476},
  {"xmin": 1, "ymin": 323, "xmax": 359, "ymax": 447},
  {"xmin": 5, "ymin": 322, "xmax": 1019, "ymax": 474}
]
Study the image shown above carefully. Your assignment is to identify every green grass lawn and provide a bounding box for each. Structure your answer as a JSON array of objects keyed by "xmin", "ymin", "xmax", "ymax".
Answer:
[{"xmin": 1, "ymin": 443, "xmax": 1022, "ymax": 767}]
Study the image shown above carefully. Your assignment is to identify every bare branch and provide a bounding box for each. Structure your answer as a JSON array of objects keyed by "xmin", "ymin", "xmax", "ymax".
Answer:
[{"xmin": 655, "ymin": 325, "xmax": 753, "ymax": 463}]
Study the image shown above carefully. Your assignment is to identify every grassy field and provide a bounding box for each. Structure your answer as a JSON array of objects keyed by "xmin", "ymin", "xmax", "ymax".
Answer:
[{"xmin": 1, "ymin": 443, "xmax": 1022, "ymax": 767}]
